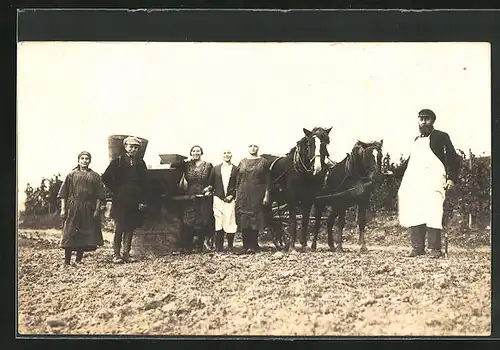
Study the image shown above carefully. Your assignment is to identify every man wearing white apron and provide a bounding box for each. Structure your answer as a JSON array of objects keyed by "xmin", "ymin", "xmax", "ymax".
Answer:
[
  {"xmin": 398, "ymin": 109, "xmax": 460, "ymax": 258},
  {"xmin": 209, "ymin": 150, "xmax": 238, "ymax": 252}
]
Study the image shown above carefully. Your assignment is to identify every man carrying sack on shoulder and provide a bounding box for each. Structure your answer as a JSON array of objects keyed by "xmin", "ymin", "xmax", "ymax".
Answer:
[{"xmin": 397, "ymin": 109, "xmax": 460, "ymax": 258}]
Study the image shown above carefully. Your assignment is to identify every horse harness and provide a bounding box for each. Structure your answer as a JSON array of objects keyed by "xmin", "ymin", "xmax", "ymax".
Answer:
[
  {"xmin": 269, "ymin": 140, "xmax": 324, "ymax": 186},
  {"xmin": 292, "ymin": 142, "xmax": 322, "ymax": 175}
]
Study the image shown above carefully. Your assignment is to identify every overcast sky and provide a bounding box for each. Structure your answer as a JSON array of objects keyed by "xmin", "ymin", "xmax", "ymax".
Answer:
[{"xmin": 17, "ymin": 42, "xmax": 491, "ymax": 208}]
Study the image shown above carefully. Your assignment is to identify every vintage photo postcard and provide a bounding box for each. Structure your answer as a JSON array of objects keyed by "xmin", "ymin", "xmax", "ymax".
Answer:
[{"xmin": 16, "ymin": 22, "xmax": 491, "ymax": 337}]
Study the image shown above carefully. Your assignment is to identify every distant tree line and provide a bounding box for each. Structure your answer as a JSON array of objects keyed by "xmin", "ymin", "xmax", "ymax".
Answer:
[{"xmin": 23, "ymin": 175, "xmax": 63, "ymax": 216}]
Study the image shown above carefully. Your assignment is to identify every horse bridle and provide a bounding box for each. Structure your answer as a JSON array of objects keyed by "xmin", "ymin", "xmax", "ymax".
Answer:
[
  {"xmin": 270, "ymin": 136, "xmax": 323, "ymax": 186},
  {"xmin": 293, "ymin": 136, "xmax": 322, "ymax": 175}
]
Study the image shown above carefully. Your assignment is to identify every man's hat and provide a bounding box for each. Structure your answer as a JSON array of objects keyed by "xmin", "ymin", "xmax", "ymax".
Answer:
[
  {"xmin": 123, "ymin": 136, "xmax": 142, "ymax": 147},
  {"xmin": 418, "ymin": 109, "xmax": 436, "ymax": 120}
]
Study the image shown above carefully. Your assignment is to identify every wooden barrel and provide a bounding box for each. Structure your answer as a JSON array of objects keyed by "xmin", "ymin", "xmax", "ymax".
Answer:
[{"xmin": 107, "ymin": 135, "xmax": 149, "ymax": 161}]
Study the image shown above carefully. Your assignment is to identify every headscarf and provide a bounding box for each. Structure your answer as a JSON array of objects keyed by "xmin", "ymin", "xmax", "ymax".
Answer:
[
  {"xmin": 245, "ymin": 139, "xmax": 261, "ymax": 158},
  {"xmin": 73, "ymin": 151, "xmax": 92, "ymax": 170}
]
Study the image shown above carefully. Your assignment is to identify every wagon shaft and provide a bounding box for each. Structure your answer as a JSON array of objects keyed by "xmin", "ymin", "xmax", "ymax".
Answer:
[{"xmin": 315, "ymin": 181, "xmax": 373, "ymax": 202}]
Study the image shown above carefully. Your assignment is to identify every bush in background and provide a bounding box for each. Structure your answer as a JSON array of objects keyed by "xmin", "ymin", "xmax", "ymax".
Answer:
[{"xmin": 23, "ymin": 174, "xmax": 63, "ymax": 216}]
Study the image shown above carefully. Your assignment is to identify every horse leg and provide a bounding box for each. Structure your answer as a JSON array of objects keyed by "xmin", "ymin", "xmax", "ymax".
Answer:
[
  {"xmin": 326, "ymin": 209, "xmax": 336, "ymax": 252},
  {"xmin": 311, "ymin": 204, "xmax": 324, "ymax": 251},
  {"xmin": 335, "ymin": 210, "xmax": 346, "ymax": 252},
  {"xmin": 358, "ymin": 202, "xmax": 369, "ymax": 253},
  {"xmin": 300, "ymin": 202, "xmax": 312, "ymax": 250},
  {"xmin": 273, "ymin": 223, "xmax": 282, "ymax": 251},
  {"xmin": 288, "ymin": 203, "xmax": 297, "ymax": 251}
]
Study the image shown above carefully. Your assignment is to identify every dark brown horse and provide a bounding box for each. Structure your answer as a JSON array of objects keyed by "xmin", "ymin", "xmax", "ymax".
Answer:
[
  {"xmin": 261, "ymin": 127, "xmax": 331, "ymax": 251},
  {"xmin": 311, "ymin": 140, "xmax": 384, "ymax": 253}
]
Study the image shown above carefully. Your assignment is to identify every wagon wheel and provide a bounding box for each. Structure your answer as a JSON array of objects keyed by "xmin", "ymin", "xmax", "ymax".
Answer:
[{"xmin": 270, "ymin": 202, "xmax": 292, "ymax": 251}]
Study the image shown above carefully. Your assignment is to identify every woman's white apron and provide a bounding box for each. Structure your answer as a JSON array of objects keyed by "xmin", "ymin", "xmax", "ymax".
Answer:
[{"xmin": 398, "ymin": 136, "xmax": 447, "ymax": 229}]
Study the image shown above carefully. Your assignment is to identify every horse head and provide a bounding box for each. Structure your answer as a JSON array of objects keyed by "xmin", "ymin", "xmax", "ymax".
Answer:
[
  {"xmin": 299, "ymin": 126, "xmax": 332, "ymax": 176},
  {"xmin": 351, "ymin": 139, "xmax": 384, "ymax": 181}
]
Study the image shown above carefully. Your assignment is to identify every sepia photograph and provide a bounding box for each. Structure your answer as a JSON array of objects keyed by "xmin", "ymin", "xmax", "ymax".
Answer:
[{"xmin": 17, "ymin": 38, "xmax": 491, "ymax": 336}]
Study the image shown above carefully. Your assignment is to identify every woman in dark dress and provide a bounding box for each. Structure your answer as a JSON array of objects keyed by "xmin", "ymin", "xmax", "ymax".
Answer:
[
  {"xmin": 235, "ymin": 142, "xmax": 271, "ymax": 253},
  {"xmin": 102, "ymin": 136, "xmax": 148, "ymax": 263},
  {"xmin": 58, "ymin": 151, "xmax": 105, "ymax": 265},
  {"xmin": 178, "ymin": 145, "xmax": 214, "ymax": 253}
]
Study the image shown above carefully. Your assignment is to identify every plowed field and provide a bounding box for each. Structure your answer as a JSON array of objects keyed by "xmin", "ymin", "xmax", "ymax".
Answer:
[{"xmin": 17, "ymin": 225, "xmax": 491, "ymax": 336}]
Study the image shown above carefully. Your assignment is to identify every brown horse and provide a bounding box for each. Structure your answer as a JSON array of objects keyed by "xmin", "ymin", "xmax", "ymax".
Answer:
[
  {"xmin": 311, "ymin": 140, "xmax": 384, "ymax": 253},
  {"xmin": 261, "ymin": 127, "xmax": 332, "ymax": 251}
]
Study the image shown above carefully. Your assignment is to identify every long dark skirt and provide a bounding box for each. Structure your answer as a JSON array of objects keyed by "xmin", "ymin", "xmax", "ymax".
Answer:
[{"xmin": 61, "ymin": 198, "xmax": 104, "ymax": 251}]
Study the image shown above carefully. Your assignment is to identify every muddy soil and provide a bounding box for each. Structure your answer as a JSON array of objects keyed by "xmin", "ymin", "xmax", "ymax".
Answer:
[{"xmin": 17, "ymin": 229, "xmax": 491, "ymax": 336}]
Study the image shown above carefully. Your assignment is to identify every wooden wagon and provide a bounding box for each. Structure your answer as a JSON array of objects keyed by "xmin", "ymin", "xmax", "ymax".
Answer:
[{"xmin": 267, "ymin": 178, "xmax": 375, "ymax": 251}]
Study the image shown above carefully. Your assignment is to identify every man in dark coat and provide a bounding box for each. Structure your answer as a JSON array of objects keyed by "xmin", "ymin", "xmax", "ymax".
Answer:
[
  {"xmin": 102, "ymin": 136, "xmax": 148, "ymax": 263},
  {"xmin": 397, "ymin": 109, "xmax": 460, "ymax": 258}
]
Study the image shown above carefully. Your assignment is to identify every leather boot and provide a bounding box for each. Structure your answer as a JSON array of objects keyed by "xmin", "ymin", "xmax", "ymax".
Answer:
[
  {"xmin": 64, "ymin": 248, "xmax": 72, "ymax": 265},
  {"xmin": 427, "ymin": 228, "xmax": 443, "ymax": 258},
  {"xmin": 253, "ymin": 230, "xmax": 261, "ymax": 252},
  {"xmin": 113, "ymin": 230, "xmax": 123, "ymax": 263},
  {"xmin": 122, "ymin": 232, "xmax": 136, "ymax": 262},
  {"xmin": 180, "ymin": 228, "xmax": 193, "ymax": 254},
  {"xmin": 245, "ymin": 230, "xmax": 259, "ymax": 254},
  {"xmin": 409, "ymin": 225, "xmax": 426, "ymax": 257},
  {"xmin": 227, "ymin": 233, "xmax": 235, "ymax": 252},
  {"xmin": 242, "ymin": 229, "xmax": 250, "ymax": 252},
  {"xmin": 75, "ymin": 250, "xmax": 84, "ymax": 263},
  {"xmin": 215, "ymin": 230, "xmax": 224, "ymax": 252}
]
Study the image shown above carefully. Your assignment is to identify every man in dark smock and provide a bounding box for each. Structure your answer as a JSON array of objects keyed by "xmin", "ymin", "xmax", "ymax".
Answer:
[
  {"xmin": 102, "ymin": 136, "xmax": 148, "ymax": 263},
  {"xmin": 397, "ymin": 109, "xmax": 460, "ymax": 258}
]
